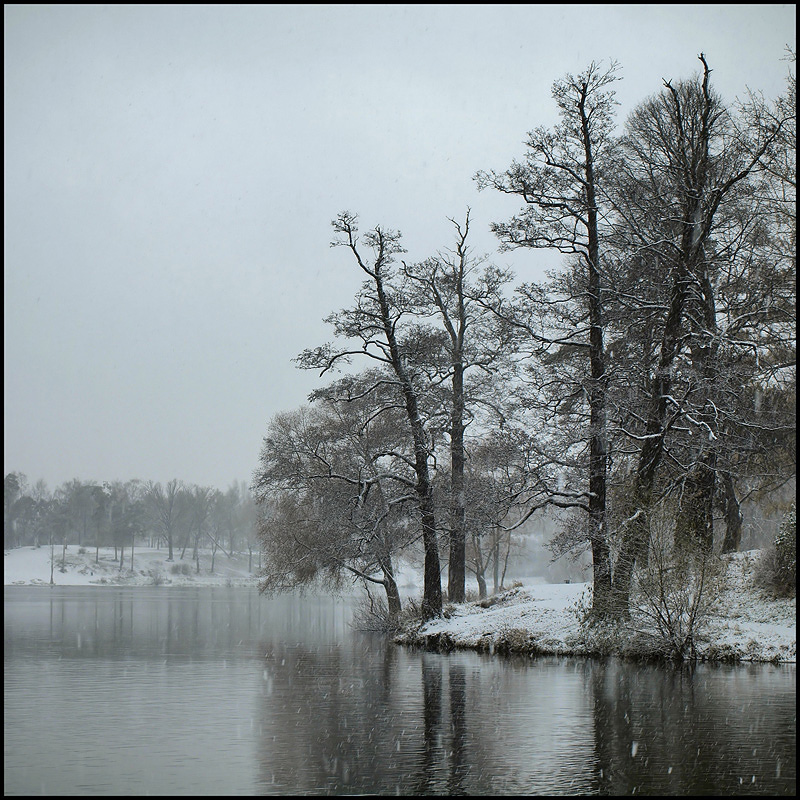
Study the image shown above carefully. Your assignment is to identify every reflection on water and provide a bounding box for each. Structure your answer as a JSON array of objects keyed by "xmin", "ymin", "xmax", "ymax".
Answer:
[
  {"xmin": 4, "ymin": 587, "xmax": 796, "ymax": 796},
  {"xmin": 590, "ymin": 659, "xmax": 796, "ymax": 795}
]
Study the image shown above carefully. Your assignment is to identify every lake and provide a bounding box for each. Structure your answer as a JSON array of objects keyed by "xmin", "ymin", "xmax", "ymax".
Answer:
[{"xmin": 3, "ymin": 586, "xmax": 796, "ymax": 795}]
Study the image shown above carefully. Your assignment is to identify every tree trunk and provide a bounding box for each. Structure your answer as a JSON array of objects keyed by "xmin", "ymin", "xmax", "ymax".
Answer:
[
  {"xmin": 676, "ymin": 269, "xmax": 719, "ymax": 554},
  {"xmin": 675, "ymin": 456, "xmax": 716, "ymax": 554},
  {"xmin": 470, "ymin": 530, "xmax": 488, "ymax": 600},
  {"xmin": 180, "ymin": 527, "xmax": 190, "ymax": 560},
  {"xmin": 613, "ymin": 266, "xmax": 691, "ymax": 615},
  {"xmin": 720, "ymin": 471, "xmax": 743, "ymax": 553},
  {"xmin": 492, "ymin": 530, "xmax": 501, "ymax": 595},
  {"xmin": 382, "ymin": 567, "xmax": 402, "ymax": 617},
  {"xmin": 418, "ymin": 481, "xmax": 443, "ymax": 618},
  {"xmin": 375, "ymin": 263, "xmax": 442, "ymax": 618},
  {"xmin": 476, "ymin": 569, "xmax": 487, "ymax": 600},
  {"xmin": 581, "ymin": 87, "xmax": 613, "ymax": 618},
  {"xmin": 448, "ymin": 360, "xmax": 467, "ymax": 603}
]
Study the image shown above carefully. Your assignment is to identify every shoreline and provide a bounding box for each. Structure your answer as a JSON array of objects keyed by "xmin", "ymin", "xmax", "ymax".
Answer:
[
  {"xmin": 4, "ymin": 544, "xmax": 258, "ymax": 589},
  {"xmin": 6, "ymin": 545, "xmax": 795, "ymax": 665},
  {"xmin": 392, "ymin": 551, "xmax": 796, "ymax": 665}
]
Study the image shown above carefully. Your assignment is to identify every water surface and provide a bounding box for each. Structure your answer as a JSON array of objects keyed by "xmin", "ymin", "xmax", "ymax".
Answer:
[{"xmin": 4, "ymin": 586, "xmax": 795, "ymax": 795}]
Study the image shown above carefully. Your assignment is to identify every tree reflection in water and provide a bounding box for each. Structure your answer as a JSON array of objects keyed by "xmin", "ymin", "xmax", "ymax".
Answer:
[
  {"xmin": 256, "ymin": 635, "xmax": 794, "ymax": 796},
  {"xmin": 589, "ymin": 658, "xmax": 795, "ymax": 795},
  {"xmin": 5, "ymin": 589, "xmax": 793, "ymax": 796}
]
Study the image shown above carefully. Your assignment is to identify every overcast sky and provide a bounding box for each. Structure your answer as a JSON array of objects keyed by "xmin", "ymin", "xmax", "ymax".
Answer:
[{"xmin": 4, "ymin": 4, "xmax": 796, "ymax": 492}]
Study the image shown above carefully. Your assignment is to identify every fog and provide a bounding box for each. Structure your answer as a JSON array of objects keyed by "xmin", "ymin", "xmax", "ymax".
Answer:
[{"xmin": 4, "ymin": 4, "xmax": 795, "ymax": 490}]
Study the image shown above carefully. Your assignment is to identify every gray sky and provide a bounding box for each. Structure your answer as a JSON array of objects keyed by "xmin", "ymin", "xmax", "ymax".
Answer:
[{"xmin": 4, "ymin": 4, "xmax": 796, "ymax": 492}]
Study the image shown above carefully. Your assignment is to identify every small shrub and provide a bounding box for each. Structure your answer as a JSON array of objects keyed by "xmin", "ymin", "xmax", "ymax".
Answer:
[
  {"xmin": 170, "ymin": 562, "xmax": 192, "ymax": 575},
  {"xmin": 351, "ymin": 592, "xmax": 404, "ymax": 634},
  {"xmin": 774, "ymin": 505, "xmax": 796, "ymax": 592},
  {"xmin": 494, "ymin": 626, "xmax": 539, "ymax": 654},
  {"xmin": 754, "ymin": 505, "xmax": 796, "ymax": 597},
  {"xmin": 629, "ymin": 544, "xmax": 723, "ymax": 660},
  {"xmin": 148, "ymin": 570, "xmax": 165, "ymax": 586},
  {"xmin": 619, "ymin": 501, "xmax": 725, "ymax": 661},
  {"xmin": 78, "ymin": 547, "xmax": 87, "ymax": 555}
]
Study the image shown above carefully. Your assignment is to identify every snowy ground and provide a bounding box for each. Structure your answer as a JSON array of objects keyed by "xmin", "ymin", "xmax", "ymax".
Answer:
[
  {"xmin": 3, "ymin": 544, "xmax": 258, "ymax": 588},
  {"xmin": 5, "ymin": 546, "xmax": 795, "ymax": 663},
  {"xmin": 394, "ymin": 551, "xmax": 796, "ymax": 664}
]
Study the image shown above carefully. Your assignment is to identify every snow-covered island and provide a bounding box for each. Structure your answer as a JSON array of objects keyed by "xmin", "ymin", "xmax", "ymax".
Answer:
[{"xmin": 5, "ymin": 545, "xmax": 795, "ymax": 664}]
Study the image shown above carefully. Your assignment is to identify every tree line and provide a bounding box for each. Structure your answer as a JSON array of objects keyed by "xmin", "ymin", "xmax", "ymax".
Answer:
[
  {"xmin": 4, "ymin": 472, "xmax": 259, "ymax": 572},
  {"xmin": 259, "ymin": 53, "xmax": 792, "ymax": 619}
]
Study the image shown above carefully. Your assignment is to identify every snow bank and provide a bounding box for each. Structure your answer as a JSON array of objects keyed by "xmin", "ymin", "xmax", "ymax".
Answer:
[{"xmin": 395, "ymin": 551, "xmax": 796, "ymax": 664}]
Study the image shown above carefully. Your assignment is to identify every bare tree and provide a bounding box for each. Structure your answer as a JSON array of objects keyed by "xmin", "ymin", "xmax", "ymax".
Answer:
[
  {"xmin": 146, "ymin": 479, "xmax": 186, "ymax": 561},
  {"xmin": 296, "ymin": 213, "xmax": 443, "ymax": 617},
  {"xmin": 609, "ymin": 54, "xmax": 789, "ymax": 613},
  {"xmin": 401, "ymin": 211, "xmax": 516, "ymax": 602},
  {"xmin": 476, "ymin": 61, "xmax": 621, "ymax": 614},
  {"xmin": 253, "ymin": 383, "xmax": 419, "ymax": 615}
]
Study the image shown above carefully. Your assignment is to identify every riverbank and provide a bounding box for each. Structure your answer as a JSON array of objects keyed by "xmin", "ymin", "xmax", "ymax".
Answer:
[
  {"xmin": 5, "ymin": 545, "xmax": 795, "ymax": 664},
  {"xmin": 4, "ymin": 544, "xmax": 258, "ymax": 587},
  {"xmin": 394, "ymin": 550, "xmax": 796, "ymax": 664}
]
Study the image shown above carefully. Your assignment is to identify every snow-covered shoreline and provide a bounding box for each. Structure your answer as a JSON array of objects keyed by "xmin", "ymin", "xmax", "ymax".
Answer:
[
  {"xmin": 4, "ymin": 544, "xmax": 258, "ymax": 588},
  {"xmin": 394, "ymin": 551, "xmax": 796, "ymax": 664},
  {"xmin": 5, "ymin": 545, "xmax": 795, "ymax": 664}
]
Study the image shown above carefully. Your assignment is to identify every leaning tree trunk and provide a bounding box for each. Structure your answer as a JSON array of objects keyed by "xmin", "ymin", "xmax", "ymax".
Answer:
[
  {"xmin": 675, "ymin": 267, "xmax": 719, "ymax": 555},
  {"xmin": 613, "ymin": 270, "xmax": 689, "ymax": 614},
  {"xmin": 375, "ymin": 266, "xmax": 442, "ymax": 618},
  {"xmin": 381, "ymin": 557, "xmax": 402, "ymax": 617}
]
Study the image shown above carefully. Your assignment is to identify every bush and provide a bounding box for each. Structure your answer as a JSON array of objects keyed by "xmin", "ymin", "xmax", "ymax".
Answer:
[
  {"xmin": 170, "ymin": 561, "xmax": 192, "ymax": 575},
  {"xmin": 148, "ymin": 569, "xmax": 165, "ymax": 586},
  {"xmin": 755, "ymin": 505, "xmax": 796, "ymax": 597},
  {"xmin": 629, "ymin": 544, "xmax": 723, "ymax": 660},
  {"xmin": 352, "ymin": 591, "xmax": 429, "ymax": 635},
  {"xmin": 623, "ymin": 504, "xmax": 724, "ymax": 661},
  {"xmin": 774, "ymin": 505, "xmax": 796, "ymax": 592}
]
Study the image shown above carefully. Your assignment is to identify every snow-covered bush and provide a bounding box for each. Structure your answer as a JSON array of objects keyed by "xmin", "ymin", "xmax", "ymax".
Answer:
[
  {"xmin": 626, "ymin": 509, "xmax": 724, "ymax": 660},
  {"xmin": 774, "ymin": 505, "xmax": 796, "ymax": 591},
  {"xmin": 755, "ymin": 504, "xmax": 796, "ymax": 597}
]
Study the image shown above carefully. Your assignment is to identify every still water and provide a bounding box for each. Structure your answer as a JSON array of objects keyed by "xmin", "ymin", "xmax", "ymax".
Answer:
[{"xmin": 4, "ymin": 586, "xmax": 796, "ymax": 796}]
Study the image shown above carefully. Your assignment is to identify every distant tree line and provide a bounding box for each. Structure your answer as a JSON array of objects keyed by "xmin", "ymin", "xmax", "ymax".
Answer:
[{"xmin": 3, "ymin": 472, "xmax": 260, "ymax": 572}]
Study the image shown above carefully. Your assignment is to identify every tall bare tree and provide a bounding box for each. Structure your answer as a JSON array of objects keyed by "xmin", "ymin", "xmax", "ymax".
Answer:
[
  {"xmin": 146, "ymin": 479, "xmax": 186, "ymax": 561},
  {"xmin": 402, "ymin": 211, "xmax": 516, "ymax": 603},
  {"xmin": 476, "ymin": 61, "xmax": 620, "ymax": 614},
  {"xmin": 296, "ymin": 213, "xmax": 443, "ymax": 617},
  {"xmin": 608, "ymin": 54, "xmax": 789, "ymax": 613}
]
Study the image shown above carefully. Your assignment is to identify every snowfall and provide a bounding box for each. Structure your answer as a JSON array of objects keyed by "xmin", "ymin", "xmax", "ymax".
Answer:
[{"xmin": 4, "ymin": 544, "xmax": 796, "ymax": 664}]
